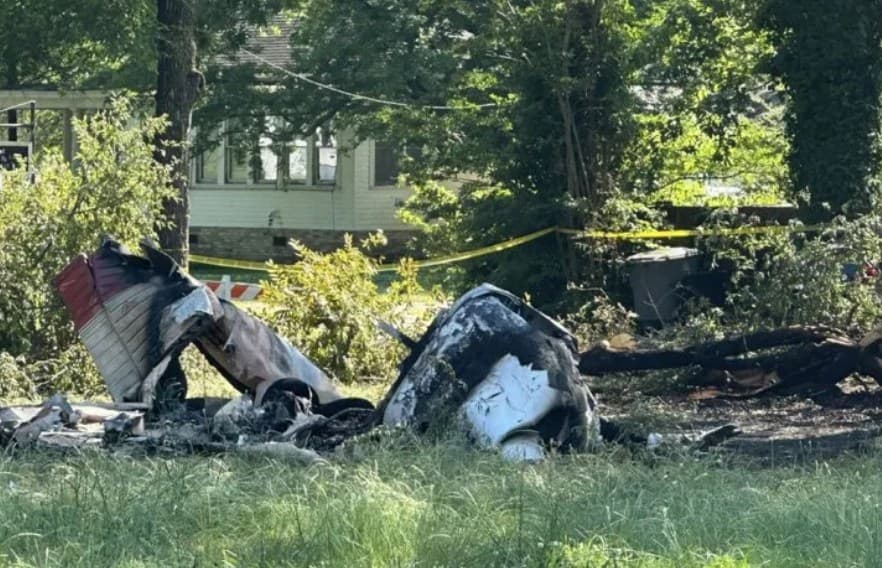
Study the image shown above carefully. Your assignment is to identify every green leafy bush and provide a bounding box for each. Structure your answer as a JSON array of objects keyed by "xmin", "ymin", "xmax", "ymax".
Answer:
[
  {"xmin": 0, "ymin": 98, "xmax": 174, "ymax": 398},
  {"xmin": 262, "ymin": 234, "xmax": 445, "ymax": 384},
  {"xmin": 561, "ymin": 293, "xmax": 636, "ymax": 347},
  {"xmin": 0, "ymin": 353, "xmax": 35, "ymax": 401},
  {"xmin": 697, "ymin": 213, "xmax": 882, "ymax": 334},
  {"xmin": 0, "ymin": 344, "xmax": 104, "ymax": 401}
]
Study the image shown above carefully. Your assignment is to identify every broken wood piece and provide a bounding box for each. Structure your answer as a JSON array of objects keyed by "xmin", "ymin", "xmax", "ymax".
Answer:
[
  {"xmin": 78, "ymin": 401, "xmax": 151, "ymax": 412},
  {"xmin": 38, "ymin": 430, "xmax": 103, "ymax": 449}
]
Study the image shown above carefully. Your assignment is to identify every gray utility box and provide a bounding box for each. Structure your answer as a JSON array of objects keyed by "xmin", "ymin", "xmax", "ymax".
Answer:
[{"xmin": 627, "ymin": 247, "xmax": 701, "ymax": 324}]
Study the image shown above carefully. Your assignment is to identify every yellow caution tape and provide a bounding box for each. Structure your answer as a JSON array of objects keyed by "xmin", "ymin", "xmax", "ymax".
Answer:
[
  {"xmin": 190, "ymin": 223, "xmax": 825, "ymax": 274},
  {"xmin": 375, "ymin": 226, "xmax": 559, "ymax": 273},
  {"xmin": 190, "ymin": 254, "xmax": 271, "ymax": 272}
]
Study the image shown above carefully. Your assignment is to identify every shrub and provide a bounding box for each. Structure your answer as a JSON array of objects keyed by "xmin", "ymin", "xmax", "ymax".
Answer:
[
  {"xmin": 560, "ymin": 292, "xmax": 636, "ymax": 347},
  {"xmin": 0, "ymin": 98, "xmax": 174, "ymax": 358},
  {"xmin": 400, "ymin": 181, "xmax": 665, "ymax": 310},
  {"xmin": 262, "ymin": 234, "xmax": 445, "ymax": 384},
  {"xmin": 0, "ymin": 344, "xmax": 104, "ymax": 400},
  {"xmin": 699, "ymin": 214, "xmax": 882, "ymax": 334}
]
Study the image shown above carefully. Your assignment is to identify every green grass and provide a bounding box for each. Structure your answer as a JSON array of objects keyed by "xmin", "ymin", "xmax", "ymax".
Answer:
[{"xmin": 3, "ymin": 443, "xmax": 882, "ymax": 567}]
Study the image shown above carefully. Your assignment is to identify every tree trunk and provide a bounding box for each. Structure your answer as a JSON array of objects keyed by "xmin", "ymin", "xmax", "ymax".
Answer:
[{"xmin": 154, "ymin": 0, "xmax": 202, "ymax": 267}]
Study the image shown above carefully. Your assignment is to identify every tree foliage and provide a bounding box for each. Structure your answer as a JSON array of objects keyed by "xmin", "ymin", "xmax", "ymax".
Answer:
[
  {"xmin": 5, "ymin": 0, "xmax": 880, "ymax": 311},
  {"xmin": 202, "ymin": 0, "xmax": 638, "ymax": 302},
  {"xmin": 0, "ymin": 0, "xmax": 154, "ymax": 90},
  {"xmin": 195, "ymin": 0, "xmax": 800, "ymax": 304},
  {"xmin": 760, "ymin": 0, "xmax": 882, "ymax": 221}
]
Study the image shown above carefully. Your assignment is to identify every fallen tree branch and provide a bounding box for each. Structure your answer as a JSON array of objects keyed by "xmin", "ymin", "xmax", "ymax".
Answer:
[{"xmin": 579, "ymin": 326, "xmax": 882, "ymax": 398}]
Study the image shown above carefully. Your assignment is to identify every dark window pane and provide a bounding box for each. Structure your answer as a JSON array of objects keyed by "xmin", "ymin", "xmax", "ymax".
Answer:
[
  {"xmin": 374, "ymin": 141, "xmax": 399, "ymax": 186},
  {"xmin": 225, "ymin": 129, "xmax": 250, "ymax": 184},
  {"xmin": 196, "ymin": 147, "xmax": 219, "ymax": 183}
]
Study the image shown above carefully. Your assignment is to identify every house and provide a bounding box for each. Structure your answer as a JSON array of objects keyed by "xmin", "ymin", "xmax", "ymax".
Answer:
[
  {"xmin": 189, "ymin": 17, "xmax": 418, "ymax": 262},
  {"xmin": 189, "ymin": 128, "xmax": 418, "ymax": 262}
]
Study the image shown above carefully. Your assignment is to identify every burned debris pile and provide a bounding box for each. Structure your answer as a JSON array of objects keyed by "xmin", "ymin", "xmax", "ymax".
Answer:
[
  {"xmin": 0, "ymin": 392, "xmax": 354, "ymax": 465},
  {"xmin": 1, "ymin": 237, "xmax": 746, "ymax": 460},
  {"xmin": 2, "ymin": 238, "xmax": 373, "ymax": 459},
  {"xmin": 2, "ymin": 238, "xmax": 615, "ymax": 460}
]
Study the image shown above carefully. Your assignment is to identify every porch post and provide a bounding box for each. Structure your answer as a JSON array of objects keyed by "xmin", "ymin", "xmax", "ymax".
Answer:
[{"xmin": 62, "ymin": 109, "xmax": 74, "ymax": 162}]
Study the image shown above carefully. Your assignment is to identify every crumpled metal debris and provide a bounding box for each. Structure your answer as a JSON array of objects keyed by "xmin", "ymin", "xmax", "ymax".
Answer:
[
  {"xmin": 0, "ymin": 395, "xmax": 145, "ymax": 449},
  {"xmin": 52, "ymin": 237, "xmax": 346, "ymax": 410},
  {"xmin": 103, "ymin": 412, "xmax": 145, "ymax": 444},
  {"xmin": 11, "ymin": 394, "xmax": 82, "ymax": 446}
]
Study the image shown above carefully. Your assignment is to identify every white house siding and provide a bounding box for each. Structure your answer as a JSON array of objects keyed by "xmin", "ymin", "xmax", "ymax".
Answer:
[
  {"xmin": 190, "ymin": 188, "xmax": 337, "ymax": 229},
  {"xmin": 191, "ymin": 139, "xmax": 414, "ymax": 232}
]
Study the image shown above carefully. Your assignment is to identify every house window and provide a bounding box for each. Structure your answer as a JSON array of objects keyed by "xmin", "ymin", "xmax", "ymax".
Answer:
[
  {"xmin": 287, "ymin": 140, "xmax": 308, "ymax": 184},
  {"xmin": 207, "ymin": 120, "xmax": 334, "ymax": 187},
  {"xmin": 194, "ymin": 128, "xmax": 220, "ymax": 183},
  {"xmin": 316, "ymin": 128, "xmax": 336, "ymax": 184},
  {"xmin": 258, "ymin": 134, "xmax": 279, "ymax": 183},
  {"xmin": 261, "ymin": 117, "xmax": 308, "ymax": 185},
  {"xmin": 374, "ymin": 142, "xmax": 421, "ymax": 187},
  {"xmin": 195, "ymin": 147, "xmax": 219, "ymax": 183},
  {"xmin": 374, "ymin": 142, "xmax": 399, "ymax": 186},
  {"xmin": 225, "ymin": 129, "xmax": 250, "ymax": 184}
]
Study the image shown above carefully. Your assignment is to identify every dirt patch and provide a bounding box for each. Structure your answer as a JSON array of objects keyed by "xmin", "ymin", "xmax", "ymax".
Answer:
[{"xmin": 594, "ymin": 378, "xmax": 882, "ymax": 463}]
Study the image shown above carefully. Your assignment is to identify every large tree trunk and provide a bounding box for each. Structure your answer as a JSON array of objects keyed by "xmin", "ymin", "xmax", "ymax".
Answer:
[{"xmin": 154, "ymin": 0, "xmax": 202, "ymax": 267}]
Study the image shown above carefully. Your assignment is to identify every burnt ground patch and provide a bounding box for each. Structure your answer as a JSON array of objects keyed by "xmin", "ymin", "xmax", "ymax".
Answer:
[{"xmin": 592, "ymin": 375, "xmax": 882, "ymax": 464}]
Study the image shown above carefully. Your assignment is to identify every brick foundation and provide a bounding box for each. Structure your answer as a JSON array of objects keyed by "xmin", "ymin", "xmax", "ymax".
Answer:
[{"xmin": 189, "ymin": 227, "xmax": 420, "ymax": 262}]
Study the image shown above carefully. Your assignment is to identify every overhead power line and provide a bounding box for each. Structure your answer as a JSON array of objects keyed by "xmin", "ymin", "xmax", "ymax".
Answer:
[{"xmin": 240, "ymin": 48, "xmax": 496, "ymax": 111}]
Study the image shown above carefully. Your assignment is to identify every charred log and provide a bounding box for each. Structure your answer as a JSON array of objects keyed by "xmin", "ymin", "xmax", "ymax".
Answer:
[{"xmin": 580, "ymin": 327, "xmax": 882, "ymax": 397}]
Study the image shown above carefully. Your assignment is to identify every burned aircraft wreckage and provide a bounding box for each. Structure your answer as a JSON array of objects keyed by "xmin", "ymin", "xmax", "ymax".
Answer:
[{"xmin": 1, "ymin": 237, "xmax": 737, "ymax": 459}]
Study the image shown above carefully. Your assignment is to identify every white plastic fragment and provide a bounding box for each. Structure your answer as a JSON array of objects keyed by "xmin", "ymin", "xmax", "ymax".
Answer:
[
  {"xmin": 500, "ymin": 432, "xmax": 547, "ymax": 462},
  {"xmin": 647, "ymin": 432, "xmax": 664, "ymax": 450}
]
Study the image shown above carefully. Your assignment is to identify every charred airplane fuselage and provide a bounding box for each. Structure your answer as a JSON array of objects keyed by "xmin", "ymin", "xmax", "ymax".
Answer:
[{"xmin": 378, "ymin": 284, "xmax": 600, "ymax": 460}]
